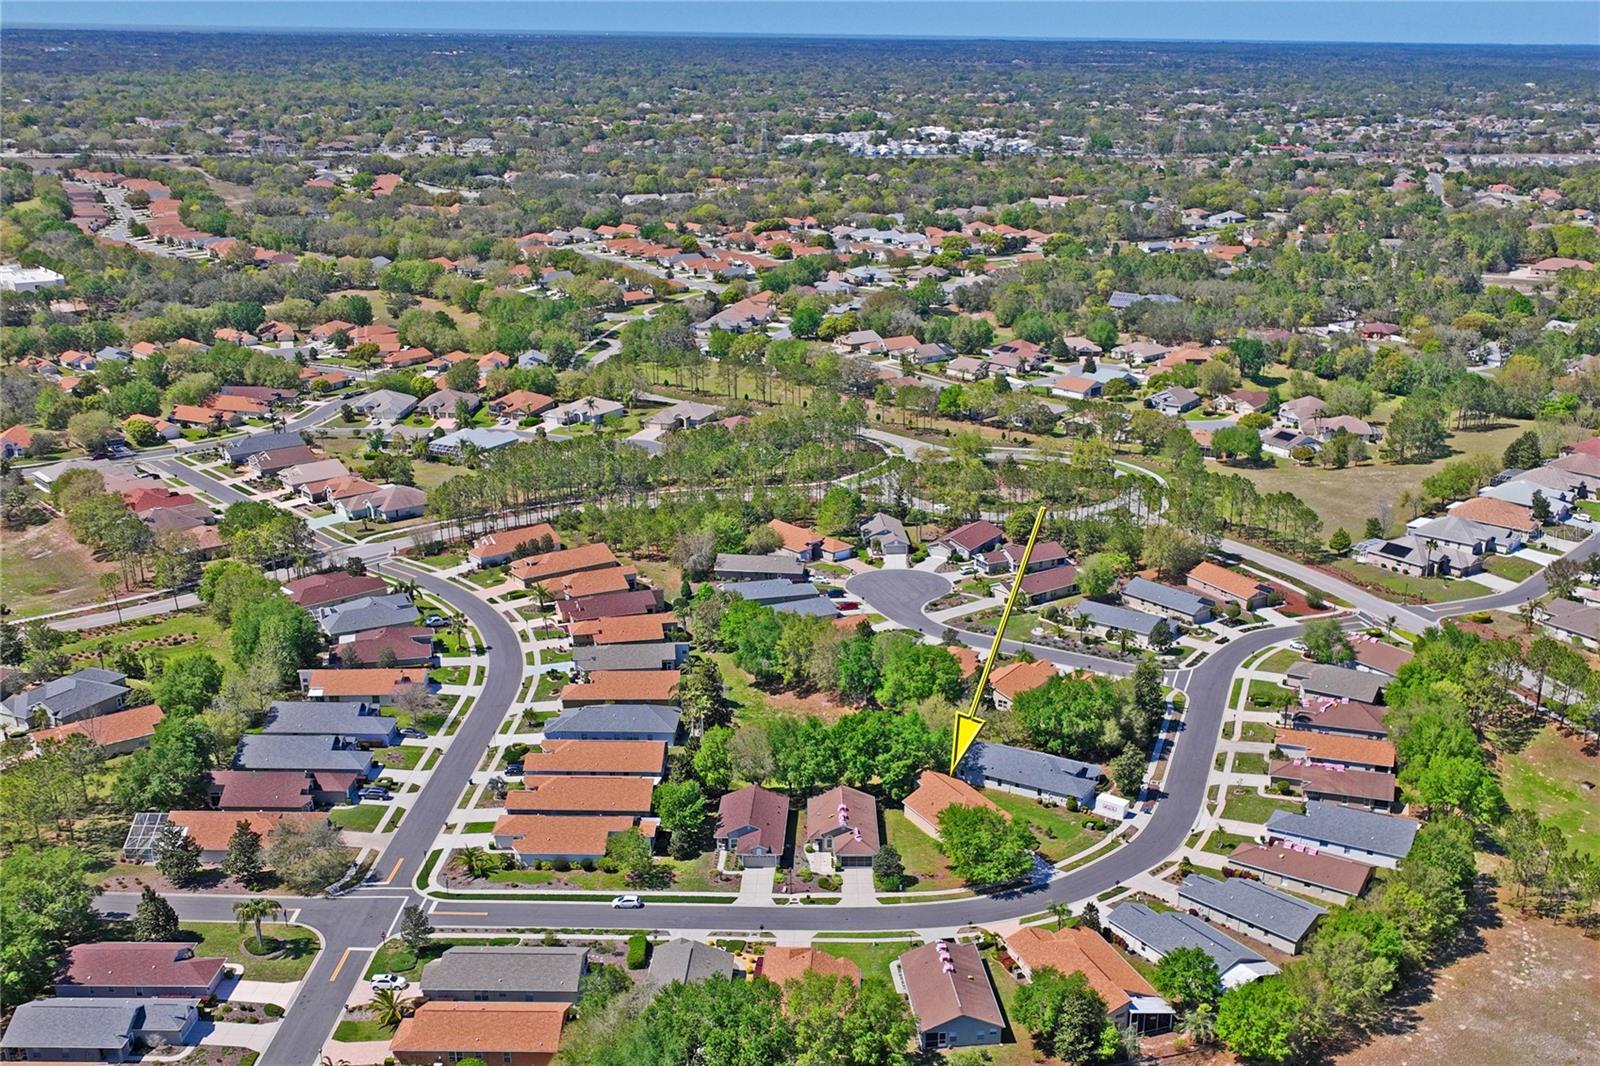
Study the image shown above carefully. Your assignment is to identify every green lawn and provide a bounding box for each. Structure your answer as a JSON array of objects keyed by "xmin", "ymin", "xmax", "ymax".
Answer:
[
  {"xmin": 1257, "ymin": 648, "xmax": 1304, "ymax": 673},
  {"xmin": 1247, "ymin": 679, "xmax": 1297, "ymax": 710},
  {"xmin": 1481, "ymin": 554, "xmax": 1542, "ymax": 582},
  {"xmin": 414, "ymin": 547, "xmax": 467, "ymax": 569},
  {"xmin": 375, "ymin": 745, "xmax": 425, "ymax": 771},
  {"xmin": 1220, "ymin": 787, "xmax": 1303, "ymax": 824},
  {"xmin": 881, "ymin": 810, "xmax": 963, "ymax": 890},
  {"xmin": 1499, "ymin": 727, "xmax": 1600, "ymax": 858},
  {"xmin": 178, "ymin": 921, "xmax": 319, "ymax": 981},
  {"xmin": 1239, "ymin": 721, "xmax": 1277, "ymax": 743},
  {"xmin": 1202, "ymin": 829, "xmax": 1257, "ymax": 856},
  {"xmin": 814, "ymin": 940, "xmax": 919, "ymax": 982},
  {"xmin": 363, "ymin": 936, "xmax": 517, "ymax": 982},
  {"xmin": 1331, "ymin": 559, "xmax": 1492, "ymax": 604},
  {"xmin": 332, "ymin": 1019, "xmax": 395, "ymax": 1042},
  {"xmin": 429, "ymin": 666, "xmax": 469, "ymax": 685},
  {"xmin": 58, "ymin": 611, "xmax": 235, "ymax": 672},
  {"xmin": 985, "ymin": 789, "xmax": 1106, "ymax": 862},
  {"xmin": 328, "ymin": 804, "xmax": 387, "ymax": 831},
  {"xmin": 486, "ymin": 853, "xmax": 735, "ymax": 892},
  {"xmin": 1233, "ymin": 752, "xmax": 1269, "ymax": 775}
]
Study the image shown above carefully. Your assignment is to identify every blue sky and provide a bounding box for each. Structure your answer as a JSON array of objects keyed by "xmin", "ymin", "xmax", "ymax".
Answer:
[{"xmin": 4, "ymin": 1, "xmax": 1597, "ymax": 46}]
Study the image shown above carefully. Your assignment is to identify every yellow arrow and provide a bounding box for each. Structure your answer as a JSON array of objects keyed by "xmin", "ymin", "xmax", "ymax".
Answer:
[{"xmin": 950, "ymin": 504, "xmax": 1048, "ymax": 774}]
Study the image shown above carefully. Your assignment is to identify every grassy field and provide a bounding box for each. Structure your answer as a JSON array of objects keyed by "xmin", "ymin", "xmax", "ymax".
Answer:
[
  {"xmin": 59, "ymin": 611, "xmax": 234, "ymax": 672},
  {"xmin": 1203, "ymin": 829, "xmax": 1257, "ymax": 855},
  {"xmin": 1220, "ymin": 787, "xmax": 1302, "ymax": 823},
  {"xmin": 332, "ymin": 1019, "xmax": 394, "ymax": 1042},
  {"xmin": 1239, "ymin": 720, "xmax": 1277, "ymax": 743},
  {"xmin": 1, "ymin": 519, "xmax": 126, "ymax": 617},
  {"xmin": 1499, "ymin": 727, "xmax": 1600, "ymax": 858},
  {"xmin": 881, "ymin": 810, "xmax": 963, "ymax": 890},
  {"xmin": 1331, "ymin": 559, "xmax": 1493, "ymax": 603},
  {"xmin": 488, "ymin": 852, "xmax": 735, "ymax": 892},
  {"xmin": 1233, "ymin": 752, "xmax": 1269, "ymax": 775},
  {"xmin": 328, "ymin": 804, "xmax": 387, "ymax": 831},
  {"xmin": 363, "ymin": 935, "xmax": 519, "ymax": 981},
  {"xmin": 985, "ymin": 789, "xmax": 1106, "ymax": 862},
  {"xmin": 1247, "ymin": 679, "xmax": 1297, "ymax": 709},
  {"xmin": 376, "ymin": 745, "xmax": 425, "ymax": 771},
  {"xmin": 813, "ymin": 940, "xmax": 919, "ymax": 982},
  {"xmin": 1233, "ymin": 419, "xmax": 1536, "ymax": 536},
  {"xmin": 1257, "ymin": 648, "xmax": 1304, "ymax": 673},
  {"xmin": 179, "ymin": 921, "xmax": 319, "ymax": 981},
  {"xmin": 1481, "ymin": 554, "xmax": 1542, "ymax": 582}
]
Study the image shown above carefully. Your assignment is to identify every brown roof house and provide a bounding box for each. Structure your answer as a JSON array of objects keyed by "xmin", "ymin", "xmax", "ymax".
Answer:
[
  {"xmin": 55, "ymin": 942, "xmax": 227, "ymax": 999},
  {"xmin": 1226, "ymin": 842, "xmax": 1373, "ymax": 904},
  {"xmin": 934, "ymin": 520, "xmax": 1006, "ymax": 560},
  {"xmin": 715, "ymin": 784, "xmax": 789, "ymax": 868},
  {"xmin": 987, "ymin": 659, "xmax": 1057, "ymax": 712},
  {"xmin": 804, "ymin": 785, "xmax": 880, "ymax": 869},
  {"xmin": 1005, "ymin": 926, "xmax": 1173, "ymax": 1035},
  {"xmin": 1185, "ymin": 561, "xmax": 1271, "ymax": 609},
  {"xmin": 902, "ymin": 771, "xmax": 998, "ymax": 840},
  {"xmin": 896, "ymin": 940, "xmax": 1004, "ymax": 1051},
  {"xmin": 468, "ymin": 523, "xmax": 561, "ymax": 568},
  {"xmin": 492, "ymin": 814, "xmax": 658, "ymax": 864},
  {"xmin": 390, "ymin": 1002, "xmax": 567, "ymax": 1066},
  {"xmin": 755, "ymin": 947, "xmax": 860, "ymax": 990}
]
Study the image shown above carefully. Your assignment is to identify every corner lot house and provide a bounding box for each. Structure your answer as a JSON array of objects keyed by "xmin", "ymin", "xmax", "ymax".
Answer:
[
  {"xmin": 1265, "ymin": 801, "xmax": 1419, "ymax": 869},
  {"xmin": 715, "ymin": 784, "xmax": 790, "ymax": 867},
  {"xmin": 390, "ymin": 1002, "xmax": 567, "ymax": 1066},
  {"xmin": 1107, "ymin": 902, "xmax": 1279, "ymax": 988},
  {"xmin": 1177, "ymin": 873, "xmax": 1326, "ymax": 954},
  {"xmin": 492, "ymin": 814, "xmax": 658, "ymax": 864},
  {"xmin": 957, "ymin": 740, "xmax": 1103, "ymax": 810},
  {"xmin": 468, "ymin": 523, "xmax": 561, "ymax": 568},
  {"xmin": 421, "ymin": 946, "xmax": 588, "ymax": 1004},
  {"xmin": 0, "ymin": 998, "xmax": 200, "ymax": 1063},
  {"xmin": 1005, "ymin": 926, "xmax": 1173, "ymax": 1035},
  {"xmin": 1121, "ymin": 576, "xmax": 1213, "ymax": 625},
  {"xmin": 55, "ymin": 943, "xmax": 226, "ymax": 999},
  {"xmin": 896, "ymin": 940, "xmax": 1003, "ymax": 1051}
]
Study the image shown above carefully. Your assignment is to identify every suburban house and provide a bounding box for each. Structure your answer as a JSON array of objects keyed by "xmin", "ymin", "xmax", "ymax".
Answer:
[
  {"xmin": 934, "ymin": 520, "xmax": 1006, "ymax": 560},
  {"xmin": 568, "ymin": 614, "xmax": 679, "ymax": 646},
  {"xmin": 504, "ymin": 776, "xmax": 656, "ymax": 817},
  {"xmin": 1300, "ymin": 415, "xmax": 1380, "ymax": 444},
  {"xmin": 316, "ymin": 593, "xmax": 420, "ymax": 638},
  {"xmin": 956, "ymin": 741, "xmax": 1103, "ymax": 810},
  {"xmin": 1274, "ymin": 726, "xmax": 1395, "ymax": 771},
  {"xmin": 1004, "ymin": 926, "xmax": 1173, "ymax": 1035},
  {"xmin": 232, "ymin": 734, "xmax": 377, "ymax": 777},
  {"xmin": 902, "ymin": 771, "xmax": 999, "ymax": 841},
  {"xmin": 974, "ymin": 540, "xmax": 1070, "ymax": 576},
  {"xmin": 336, "ymin": 484, "xmax": 427, "ymax": 523},
  {"xmin": 804, "ymin": 784, "xmax": 881, "ymax": 868},
  {"xmin": 1020, "ymin": 565, "xmax": 1080, "ymax": 605},
  {"xmin": 1066, "ymin": 599, "xmax": 1168, "ymax": 646},
  {"xmin": 1222, "ymin": 388, "xmax": 1270, "ymax": 414},
  {"xmin": 510, "ymin": 542, "xmax": 620, "ymax": 588},
  {"xmin": 1260, "ymin": 427, "xmax": 1321, "ymax": 459},
  {"xmin": 1185, "ymin": 561, "xmax": 1271, "ymax": 608},
  {"xmin": 1359, "ymin": 532, "xmax": 1482, "ymax": 578},
  {"xmin": 1269, "ymin": 759, "xmax": 1397, "ymax": 810},
  {"xmin": 282, "ymin": 572, "xmax": 388, "ymax": 611},
  {"xmin": 543, "ymin": 396, "xmax": 626, "ymax": 426},
  {"xmin": 1107, "ymin": 902, "xmax": 1279, "ymax": 989},
  {"xmin": 428, "ymin": 427, "xmax": 521, "ymax": 458},
  {"xmin": 262, "ymin": 702, "xmax": 400, "ymax": 747},
  {"xmin": 647, "ymin": 939, "xmax": 740, "ymax": 990},
  {"xmin": 1050, "ymin": 374, "xmax": 1102, "ymax": 400},
  {"xmin": 896, "ymin": 940, "xmax": 1003, "ymax": 1051},
  {"xmin": 205, "ymin": 769, "xmax": 334, "ymax": 810},
  {"xmin": 1409, "ymin": 514, "xmax": 1510, "ymax": 556},
  {"xmin": 1148, "ymin": 386, "xmax": 1200, "ymax": 416},
  {"xmin": 416, "ymin": 388, "xmax": 481, "ymax": 419},
  {"xmin": 30, "ymin": 703, "xmax": 163, "ymax": 757},
  {"xmin": 1538, "ymin": 597, "xmax": 1600, "ymax": 647},
  {"xmin": 2, "ymin": 667, "xmax": 129, "ymax": 731},
  {"xmin": 572, "ymin": 642, "xmax": 688, "ymax": 673},
  {"xmin": 0, "ymin": 998, "xmax": 201, "ymax": 1064},
  {"xmin": 518, "ymin": 740, "xmax": 668, "ymax": 781},
  {"xmin": 1347, "ymin": 636, "xmax": 1413, "ymax": 677},
  {"xmin": 1289, "ymin": 663, "xmax": 1386, "ymax": 704},
  {"xmin": 712, "ymin": 552, "xmax": 807, "ymax": 582},
  {"xmin": 467, "ymin": 523, "xmax": 561, "ymax": 568},
  {"xmin": 555, "ymin": 588, "xmax": 663, "ymax": 624},
  {"xmin": 1479, "ymin": 478, "xmax": 1572, "ymax": 519},
  {"xmin": 766, "ymin": 518, "xmax": 854, "ymax": 562},
  {"xmin": 643, "ymin": 400, "xmax": 721, "ymax": 429},
  {"xmin": 987, "ymin": 659, "xmax": 1057, "ymax": 712},
  {"xmin": 351, "ymin": 389, "xmax": 419, "ymax": 422},
  {"xmin": 1445, "ymin": 496, "xmax": 1540, "ymax": 541},
  {"xmin": 158, "ymin": 809, "xmax": 327, "ymax": 864},
  {"xmin": 861, "ymin": 512, "xmax": 912, "ymax": 556},
  {"xmin": 334, "ymin": 625, "xmax": 436, "ymax": 668},
  {"xmin": 1275, "ymin": 395, "xmax": 1326, "ymax": 427},
  {"xmin": 1226, "ymin": 842, "xmax": 1374, "ymax": 904},
  {"xmin": 539, "ymin": 704, "xmax": 681, "ymax": 743},
  {"xmin": 1281, "ymin": 696, "xmax": 1387, "ymax": 739},
  {"xmin": 719, "ymin": 579, "xmax": 837, "ymax": 618},
  {"xmin": 490, "ymin": 390, "xmax": 556, "ymax": 419},
  {"xmin": 421, "ymin": 946, "xmax": 588, "ymax": 1004},
  {"xmin": 1121, "ymin": 576, "xmax": 1214, "ymax": 625},
  {"xmin": 715, "ymin": 784, "xmax": 790, "ymax": 867},
  {"xmin": 389, "ymin": 1002, "xmax": 568, "ymax": 1066},
  {"xmin": 493, "ymin": 814, "xmax": 658, "ymax": 864},
  {"xmin": 559, "ymin": 669, "xmax": 679, "ymax": 707},
  {"xmin": 755, "ymin": 948, "xmax": 860, "ymax": 989},
  {"xmin": 245, "ymin": 443, "xmax": 320, "ymax": 476},
  {"xmin": 1177, "ymin": 873, "xmax": 1326, "ymax": 954},
  {"xmin": 1265, "ymin": 801, "xmax": 1419, "ymax": 869},
  {"xmin": 54, "ymin": 943, "xmax": 226, "ymax": 999}
]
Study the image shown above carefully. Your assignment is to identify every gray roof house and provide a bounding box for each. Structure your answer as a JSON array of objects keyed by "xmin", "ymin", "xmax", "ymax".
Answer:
[
  {"xmin": 1177, "ymin": 874, "xmax": 1326, "ymax": 954},
  {"xmin": 642, "ymin": 400, "xmax": 720, "ymax": 429},
  {"xmin": 427, "ymin": 427, "xmax": 521, "ymax": 458},
  {"xmin": 262, "ymin": 702, "xmax": 399, "ymax": 746},
  {"xmin": 420, "ymin": 945, "xmax": 588, "ymax": 1004},
  {"xmin": 1107, "ymin": 902, "xmax": 1279, "ymax": 989},
  {"xmin": 573, "ymin": 642, "xmax": 690, "ymax": 673},
  {"xmin": 957, "ymin": 741, "xmax": 1102, "ymax": 808},
  {"xmin": 862, "ymin": 512, "xmax": 911, "ymax": 555},
  {"xmin": 2, "ymin": 668, "xmax": 129, "ymax": 730},
  {"xmin": 1409, "ymin": 514, "xmax": 1503, "ymax": 555},
  {"xmin": 540, "ymin": 704, "xmax": 681, "ymax": 743},
  {"xmin": 1265, "ymin": 801, "xmax": 1420, "ymax": 869},
  {"xmin": 1121, "ymin": 577, "xmax": 1214, "ymax": 624},
  {"xmin": 648, "ymin": 939, "xmax": 740, "ymax": 990},
  {"xmin": 219, "ymin": 430, "xmax": 305, "ymax": 463},
  {"xmin": 1479, "ymin": 478, "xmax": 1572, "ymax": 518},
  {"xmin": 716, "ymin": 578, "xmax": 824, "ymax": 606},
  {"xmin": 318, "ymin": 593, "xmax": 419, "ymax": 638},
  {"xmin": 416, "ymin": 388, "xmax": 482, "ymax": 417},
  {"xmin": 1070, "ymin": 599, "xmax": 1168, "ymax": 643},
  {"xmin": 1148, "ymin": 386, "xmax": 1201, "ymax": 416},
  {"xmin": 350, "ymin": 389, "xmax": 419, "ymax": 422},
  {"xmin": 1289, "ymin": 663, "xmax": 1386, "ymax": 704},
  {"xmin": 0, "ymin": 997, "xmax": 200, "ymax": 1063},
  {"xmin": 233, "ymin": 734, "xmax": 377, "ymax": 776},
  {"xmin": 713, "ymin": 552, "xmax": 807, "ymax": 582}
]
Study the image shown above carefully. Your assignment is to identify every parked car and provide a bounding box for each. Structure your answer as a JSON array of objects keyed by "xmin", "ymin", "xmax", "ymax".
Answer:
[
  {"xmin": 358, "ymin": 787, "xmax": 392, "ymax": 801},
  {"xmin": 424, "ymin": 614, "xmax": 448, "ymax": 627},
  {"xmin": 504, "ymin": 763, "xmax": 524, "ymax": 777},
  {"xmin": 370, "ymin": 974, "xmax": 409, "ymax": 991},
  {"xmin": 611, "ymin": 894, "xmax": 643, "ymax": 909},
  {"xmin": 399, "ymin": 727, "xmax": 427, "ymax": 739}
]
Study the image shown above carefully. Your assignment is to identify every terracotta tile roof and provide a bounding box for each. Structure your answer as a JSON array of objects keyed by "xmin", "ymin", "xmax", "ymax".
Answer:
[
  {"xmin": 766, "ymin": 518, "xmax": 822, "ymax": 553},
  {"xmin": 510, "ymin": 542, "xmax": 619, "ymax": 584},
  {"xmin": 467, "ymin": 523, "xmax": 561, "ymax": 561},
  {"xmin": 33, "ymin": 703, "xmax": 163, "ymax": 747},
  {"xmin": 904, "ymin": 771, "xmax": 998, "ymax": 829},
  {"xmin": 492, "ymin": 814, "xmax": 658, "ymax": 857},
  {"xmin": 989, "ymin": 659, "xmax": 1057, "ymax": 700},
  {"xmin": 757, "ymin": 947, "xmax": 860, "ymax": 987},
  {"xmin": 1274, "ymin": 728, "xmax": 1396, "ymax": 769},
  {"xmin": 947, "ymin": 645, "xmax": 980, "ymax": 678},
  {"xmin": 301, "ymin": 668, "xmax": 427, "ymax": 698},
  {"xmin": 390, "ymin": 1002, "xmax": 566, "ymax": 1056},
  {"xmin": 1186, "ymin": 561, "xmax": 1269, "ymax": 601},
  {"xmin": 561, "ymin": 670, "xmax": 679, "ymax": 704},
  {"xmin": 555, "ymin": 589, "xmax": 660, "ymax": 623},
  {"xmin": 59, "ymin": 942, "xmax": 225, "ymax": 992},
  {"xmin": 551, "ymin": 566, "xmax": 635, "ymax": 600},
  {"xmin": 504, "ymin": 775, "xmax": 656, "ymax": 814},
  {"xmin": 166, "ymin": 809, "xmax": 325, "ymax": 852},
  {"xmin": 570, "ymin": 614, "xmax": 677, "ymax": 644},
  {"xmin": 1448, "ymin": 496, "xmax": 1539, "ymax": 533},
  {"xmin": 1004, "ymin": 926, "xmax": 1154, "ymax": 1014},
  {"xmin": 900, "ymin": 940, "xmax": 1003, "ymax": 1030},
  {"xmin": 520, "ymin": 740, "xmax": 667, "ymax": 776},
  {"xmin": 1348, "ymin": 636, "xmax": 1413, "ymax": 676},
  {"xmin": 1227, "ymin": 842, "xmax": 1374, "ymax": 896}
]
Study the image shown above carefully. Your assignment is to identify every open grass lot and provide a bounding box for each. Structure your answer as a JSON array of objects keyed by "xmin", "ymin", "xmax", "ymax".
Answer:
[
  {"xmin": 1331, "ymin": 558, "xmax": 1492, "ymax": 603},
  {"xmin": 813, "ymin": 940, "xmax": 919, "ymax": 983},
  {"xmin": 1220, "ymin": 786, "xmax": 1303, "ymax": 823},
  {"xmin": 1499, "ymin": 727, "xmax": 1600, "ymax": 858},
  {"xmin": 487, "ymin": 852, "xmax": 735, "ymax": 892},
  {"xmin": 1233, "ymin": 419, "xmax": 1536, "ymax": 536},
  {"xmin": 1257, "ymin": 648, "xmax": 1304, "ymax": 673},
  {"xmin": 881, "ymin": 810, "xmax": 964, "ymax": 890},
  {"xmin": 707, "ymin": 652, "xmax": 846, "ymax": 723},
  {"xmin": 984, "ymin": 789, "xmax": 1106, "ymax": 862},
  {"xmin": 1247, "ymin": 679, "xmax": 1297, "ymax": 709},
  {"xmin": 1, "ymin": 518, "xmax": 126, "ymax": 617},
  {"xmin": 179, "ymin": 921, "xmax": 319, "ymax": 981},
  {"xmin": 363, "ymin": 935, "xmax": 518, "ymax": 981},
  {"xmin": 1233, "ymin": 752, "xmax": 1269, "ymax": 775},
  {"xmin": 1340, "ymin": 890, "xmax": 1600, "ymax": 1066},
  {"xmin": 328, "ymin": 803, "xmax": 387, "ymax": 831},
  {"xmin": 375, "ymin": 744, "xmax": 425, "ymax": 771},
  {"xmin": 59, "ymin": 611, "xmax": 234, "ymax": 672},
  {"xmin": 1203, "ymin": 829, "xmax": 1257, "ymax": 855},
  {"xmin": 1481, "ymin": 554, "xmax": 1542, "ymax": 582},
  {"xmin": 332, "ymin": 1019, "xmax": 394, "ymax": 1042},
  {"xmin": 1239, "ymin": 720, "xmax": 1277, "ymax": 743}
]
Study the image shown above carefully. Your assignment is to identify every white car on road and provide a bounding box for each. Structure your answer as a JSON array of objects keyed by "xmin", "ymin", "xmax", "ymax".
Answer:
[
  {"xmin": 370, "ymin": 973, "xmax": 409, "ymax": 991},
  {"xmin": 610, "ymin": 894, "xmax": 643, "ymax": 909}
]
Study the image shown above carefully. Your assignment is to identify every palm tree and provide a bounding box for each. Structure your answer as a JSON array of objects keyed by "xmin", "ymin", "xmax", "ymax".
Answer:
[
  {"xmin": 455, "ymin": 847, "xmax": 500, "ymax": 880},
  {"xmin": 1179, "ymin": 1002, "xmax": 1218, "ymax": 1046},
  {"xmin": 233, "ymin": 897, "xmax": 284, "ymax": 953},
  {"xmin": 367, "ymin": 987, "xmax": 413, "ymax": 1029},
  {"xmin": 1048, "ymin": 900, "xmax": 1071, "ymax": 931}
]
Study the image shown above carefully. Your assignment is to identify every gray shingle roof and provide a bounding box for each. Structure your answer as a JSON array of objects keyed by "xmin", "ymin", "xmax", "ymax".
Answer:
[
  {"xmin": 2, "ymin": 668, "xmax": 128, "ymax": 723},
  {"xmin": 1178, "ymin": 874, "xmax": 1325, "ymax": 943},
  {"xmin": 573, "ymin": 643, "xmax": 688, "ymax": 673},
  {"xmin": 1294, "ymin": 664, "xmax": 1385, "ymax": 704},
  {"xmin": 262, "ymin": 703, "xmax": 397, "ymax": 741},
  {"xmin": 352, "ymin": 389, "xmax": 419, "ymax": 421},
  {"xmin": 319, "ymin": 593, "xmax": 418, "ymax": 637},
  {"xmin": 1070, "ymin": 598, "xmax": 1165, "ymax": 638},
  {"xmin": 1265, "ymin": 801, "xmax": 1420, "ymax": 860},
  {"xmin": 0, "ymin": 998, "xmax": 195, "ymax": 1052},
  {"xmin": 714, "ymin": 553, "xmax": 806, "ymax": 579},
  {"xmin": 648, "ymin": 939, "xmax": 738, "ymax": 988},
  {"xmin": 541, "ymin": 703, "xmax": 681, "ymax": 741},
  {"xmin": 1107, "ymin": 902, "xmax": 1273, "ymax": 976},
  {"xmin": 234, "ymin": 734, "xmax": 375, "ymax": 774},
  {"xmin": 220, "ymin": 430, "xmax": 304, "ymax": 461},
  {"xmin": 716, "ymin": 578, "xmax": 823, "ymax": 605},
  {"xmin": 957, "ymin": 741, "xmax": 1101, "ymax": 806},
  {"xmin": 1122, "ymin": 577, "xmax": 1212, "ymax": 618},
  {"xmin": 420, "ymin": 946, "xmax": 587, "ymax": 997}
]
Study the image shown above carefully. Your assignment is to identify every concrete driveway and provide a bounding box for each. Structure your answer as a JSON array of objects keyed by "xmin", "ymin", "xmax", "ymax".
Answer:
[
  {"xmin": 218, "ymin": 973, "xmax": 300, "ymax": 1007},
  {"xmin": 195, "ymin": 1019, "xmax": 281, "ymax": 1052}
]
